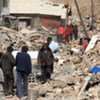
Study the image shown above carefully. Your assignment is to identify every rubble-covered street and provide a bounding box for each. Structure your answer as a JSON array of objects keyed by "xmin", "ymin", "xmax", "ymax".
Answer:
[
  {"xmin": 0, "ymin": 24, "xmax": 100, "ymax": 100},
  {"xmin": 0, "ymin": 0, "xmax": 100, "ymax": 100}
]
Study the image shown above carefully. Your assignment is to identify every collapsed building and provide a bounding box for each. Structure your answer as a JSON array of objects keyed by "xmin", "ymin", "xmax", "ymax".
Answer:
[
  {"xmin": 0, "ymin": 26, "xmax": 100, "ymax": 100},
  {"xmin": 0, "ymin": 0, "xmax": 100, "ymax": 100},
  {"xmin": 0, "ymin": 0, "xmax": 70, "ymax": 30}
]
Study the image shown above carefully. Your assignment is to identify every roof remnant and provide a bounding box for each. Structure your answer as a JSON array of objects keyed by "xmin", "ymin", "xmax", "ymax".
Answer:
[{"xmin": 9, "ymin": 0, "xmax": 67, "ymax": 18}]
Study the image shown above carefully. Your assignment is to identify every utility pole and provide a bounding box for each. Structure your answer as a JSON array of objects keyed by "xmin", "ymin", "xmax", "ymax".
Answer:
[
  {"xmin": 91, "ymin": 0, "xmax": 94, "ymax": 30},
  {"xmin": 73, "ymin": 0, "xmax": 87, "ymax": 36}
]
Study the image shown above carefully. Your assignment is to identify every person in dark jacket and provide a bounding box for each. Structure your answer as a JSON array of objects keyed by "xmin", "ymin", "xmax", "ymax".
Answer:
[
  {"xmin": 38, "ymin": 43, "xmax": 54, "ymax": 84},
  {"xmin": 16, "ymin": 46, "xmax": 32, "ymax": 99},
  {"xmin": 1, "ymin": 46, "xmax": 15, "ymax": 96},
  {"xmin": 70, "ymin": 24, "xmax": 78, "ymax": 41}
]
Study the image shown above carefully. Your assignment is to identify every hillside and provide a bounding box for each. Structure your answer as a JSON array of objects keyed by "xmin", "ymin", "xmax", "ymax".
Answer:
[{"xmin": 50, "ymin": 0, "xmax": 100, "ymax": 17}]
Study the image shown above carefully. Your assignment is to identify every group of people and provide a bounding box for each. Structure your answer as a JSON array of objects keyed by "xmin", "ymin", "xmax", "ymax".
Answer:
[
  {"xmin": 57, "ymin": 23, "xmax": 78, "ymax": 43},
  {"xmin": 0, "ymin": 37, "xmax": 58, "ymax": 99},
  {"xmin": 0, "ymin": 45, "xmax": 32, "ymax": 100},
  {"xmin": 56, "ymin": 23, "xmax": 92, "ymax": 52}
]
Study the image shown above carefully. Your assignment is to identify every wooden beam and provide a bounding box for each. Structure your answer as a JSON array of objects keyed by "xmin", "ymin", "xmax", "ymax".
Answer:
[
  {"xmin": 73, "ymin": 0, "xmax": 87, "ymax": 36},
  {"xmin": 91, "ymin": 0, "xmax": 94, "ymax": 30}
]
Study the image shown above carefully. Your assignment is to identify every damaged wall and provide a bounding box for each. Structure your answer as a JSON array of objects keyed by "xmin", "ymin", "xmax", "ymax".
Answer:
[
  {"xmin": 39, "ymin": 15, "xmax": 61, "ymax": 28},
  {"xmin": 11, "ymin": 14, "xmax": 61, "ymax": 29},
  {"xmin": 3, "ymin": 0, "xmax": 67, "ymax": 29},
  {"xmin": 0, "ymin": 0, "xmax": 10, "ymax": 15}
]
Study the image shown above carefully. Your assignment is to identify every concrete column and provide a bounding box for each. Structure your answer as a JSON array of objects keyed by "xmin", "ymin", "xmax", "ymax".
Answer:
[{"xmin": 0, "ymin": 0, "xmax": 3, "ymax": 16}]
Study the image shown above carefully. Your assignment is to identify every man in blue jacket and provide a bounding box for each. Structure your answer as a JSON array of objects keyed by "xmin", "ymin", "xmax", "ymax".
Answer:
[{"xmin": 16, "ymin": 46, "xmax": 32, "ymax": 99}]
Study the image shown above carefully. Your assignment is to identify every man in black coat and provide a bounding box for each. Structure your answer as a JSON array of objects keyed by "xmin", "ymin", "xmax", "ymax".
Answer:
[
  {"xmin": 1, "ymin": 46, "xmax": 15, "ymax": 96},
  {"xmin": 38, "ymin": 43, "xmax": 54, "ymax": 84}
]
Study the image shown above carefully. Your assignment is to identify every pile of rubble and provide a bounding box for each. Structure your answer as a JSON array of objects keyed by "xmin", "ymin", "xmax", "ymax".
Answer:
[
  {"xmin": 0, "ymin": 26, "xmax": 100, "ymax": 100},
  {"xmin": 0, "ymin": 27, "xmax": 26, "ymax": 50},
  {"xmin": 28, "ymin": 38, "xmax": 100, "ymax": 100},
  {"xmin": 28, "ymin": 54, "xmax": 100, "ymax": 100},
  {"xmin": 0, "ymin": 27, "xmax": 48, "ymax": 51}
]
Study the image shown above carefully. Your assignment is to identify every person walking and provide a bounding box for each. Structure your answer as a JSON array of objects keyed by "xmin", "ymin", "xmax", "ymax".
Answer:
[
  {"xmin": 38, "ymin": 43, "xmax": 54, "ymax": 84},
  {"xmin": 1, "ymin": 46, "xmax": 15, "ymax": 97},
  {"xmin": 16, "ymin": 46, "xmax": 32, "ymax": 100}
]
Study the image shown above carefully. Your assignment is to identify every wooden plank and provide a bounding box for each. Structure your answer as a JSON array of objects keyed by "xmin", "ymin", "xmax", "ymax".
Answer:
[{"xmin": 85, "ymin": 35, "xmax": 98, "ymax": 52}]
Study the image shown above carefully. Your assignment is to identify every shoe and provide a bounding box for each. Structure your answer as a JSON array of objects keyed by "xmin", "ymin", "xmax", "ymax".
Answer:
[
  {"xmin": 9, "ymin": 91, "xmax": 15, "ymax": 96},
  {"xmin": 41, "ymin": 81, "xmax": 46, "ymax": 84},
  {"xmin": 20, "ymin": 96, "xmax": 28, "ymax": 100},
  {"xmin": 47, "ymin": 78, "xmax": 52, "ymax": 82},
  {"xmin": 23, "ymin": 96, "xmax": 28, "ymax": 99},
  {"xmin": 4, "ymin": 92, "xmax": 9, "ymax": 96},
  {"xmin": 20, "ymin": 97, "xmax": 24, "ymax": 100},
  {"xmin": 5, "ymin": 94, "xmax": 13, "ymax": 98}
]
